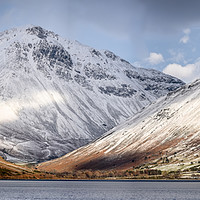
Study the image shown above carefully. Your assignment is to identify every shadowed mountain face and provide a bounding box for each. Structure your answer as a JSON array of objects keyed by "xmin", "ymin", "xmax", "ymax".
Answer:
[
  {"xmin": 38, "ymin": 80, "xmax": 200, "ymax": 173},
  {"xmin": 0, "ymin": 25, "xmax": 184, "ymax": 163}
]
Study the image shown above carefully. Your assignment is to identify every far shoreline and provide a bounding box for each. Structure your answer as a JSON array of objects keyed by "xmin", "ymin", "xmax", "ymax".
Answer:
[{"xmin": 0, "ymin": 179, "xmax": 200, "ymax": 182}]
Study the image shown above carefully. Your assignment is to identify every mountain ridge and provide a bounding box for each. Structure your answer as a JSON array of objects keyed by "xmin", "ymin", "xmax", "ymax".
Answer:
[
  {"xmin": 37, "ymin": 79, "xmax": 200, "ymax": 172},
  {"xmin": 0, "ymin": 25, "xmax": 184, "ymax": 163}
]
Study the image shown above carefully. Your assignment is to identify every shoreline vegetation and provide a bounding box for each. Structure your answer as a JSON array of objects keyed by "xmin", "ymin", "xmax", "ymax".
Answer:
[
  {"xmin": 0, "ymin": 156, "xmax": 200, "ymax": 180},
  {"xmin": 0, "ymin": 167, "xmax": 199, "ymax": 180}
]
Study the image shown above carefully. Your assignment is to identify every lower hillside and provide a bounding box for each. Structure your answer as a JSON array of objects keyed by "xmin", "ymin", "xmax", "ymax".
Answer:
[
  {"xmin": 0, "ymin": 157, "xmax": 60, "ymax": 179},
  {"xmin": 37, "ymin": 80, "xmax": 200, "ymax": 178},
  {"xmin": 0, "ymin": 157, "xmax": 32, "ymax": 179}
]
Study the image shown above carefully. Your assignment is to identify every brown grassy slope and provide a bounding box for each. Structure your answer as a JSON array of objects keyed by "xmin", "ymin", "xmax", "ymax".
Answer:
[
  {"xmin": 37, "ymin": 82, "xmax": 200, "ymax": 173},
  {"xmin": 37, "ymin": 134, "xmax": 192, "ymax": 173},
  {"xmin": 0, "ymin": 157, "xmax": 60, "ymax": 179}
]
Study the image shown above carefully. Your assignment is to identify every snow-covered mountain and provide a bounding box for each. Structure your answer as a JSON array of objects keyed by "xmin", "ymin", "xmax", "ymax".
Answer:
[
  {"xmin": 38, "ymin": 80, "xmax": 200, "ymax": 172},
  {"xmin": 0, "ymin": 25, "xmax": 184, "ymax": 163}
]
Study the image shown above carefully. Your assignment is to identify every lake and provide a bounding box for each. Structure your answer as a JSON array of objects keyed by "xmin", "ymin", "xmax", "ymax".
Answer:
[{"xmin": 0, "ymin": 180, "xmax": 199, "ymax": 200}]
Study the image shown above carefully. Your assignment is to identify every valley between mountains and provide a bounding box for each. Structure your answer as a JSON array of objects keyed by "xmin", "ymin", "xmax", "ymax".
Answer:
[{"xmin": 38, "ymin": 80, "xmax": 200, "ymax": 179}]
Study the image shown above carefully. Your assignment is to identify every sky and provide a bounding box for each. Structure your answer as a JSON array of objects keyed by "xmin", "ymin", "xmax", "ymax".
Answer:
[{"xmin": 1, "ymin": 0, "xmax": 200, "ymax": 83}]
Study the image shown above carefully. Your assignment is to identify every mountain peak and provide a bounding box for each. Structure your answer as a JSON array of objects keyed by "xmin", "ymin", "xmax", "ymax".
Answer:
[
  {"xmin": 0, "ymin": 25, "xmax": 184, "ymax": 163},
  {"xmin": 25, "ymin": 25, "xmax": 58, "ymax": 39}
]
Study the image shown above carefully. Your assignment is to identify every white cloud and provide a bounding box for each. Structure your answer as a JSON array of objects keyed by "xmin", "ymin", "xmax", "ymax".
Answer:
[
  {"xmin": 0, "ymin": 90, "xmax": 64, "ymax": 122},
  {"xmin": 163, "ymin": 62, "xmax": 200, "ymax": 83},
  {"xmin": 183, "ymin": 28, "xmax": 191, "ymax": 35},
  {"xmin": 180, "ymin": 28, "xmax": 191, "ymax": 44},
  {"xmin": 168, "ymin": 49, "xmax": 186, "ymax": 63},
  {"xmin": 180, "ymin": 35, "xmax": 189, "ymax": 44},
  {"xmin": 132, "ymin": 61, "xmax": 143, "ymax": 68},
  {"xmin": 147, "ymin": 52, "xmax": 164, "ymax": 65},
  {"xmin": 0, "ymin": 103, "xmax": 18, "ymax": 122}
]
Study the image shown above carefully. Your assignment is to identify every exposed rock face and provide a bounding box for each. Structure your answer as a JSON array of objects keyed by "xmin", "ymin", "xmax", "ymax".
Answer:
[{"xmin": 0, "ymin": 25, "xmax": 184, "ymax": 163}]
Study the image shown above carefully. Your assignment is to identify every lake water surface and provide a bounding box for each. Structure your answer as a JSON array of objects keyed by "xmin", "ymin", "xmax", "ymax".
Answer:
[{"xmin": 0, "ymin": 180, "xmax": 199, "ymax": 200}]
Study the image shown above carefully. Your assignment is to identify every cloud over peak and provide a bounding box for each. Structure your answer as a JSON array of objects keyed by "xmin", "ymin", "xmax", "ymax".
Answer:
[
  {"xmin": 163, "ymin": 62, "xmax": 200, "ymax": 83},
  {"xmin": 147, "ymin": 52, "xmax": 164, "ymax": 65}
]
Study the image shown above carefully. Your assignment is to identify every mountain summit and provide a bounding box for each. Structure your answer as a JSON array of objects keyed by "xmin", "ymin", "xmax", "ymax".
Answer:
[{"xmin": 0, "ymin": 25, "xmax": 184, "ymax": 163}]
